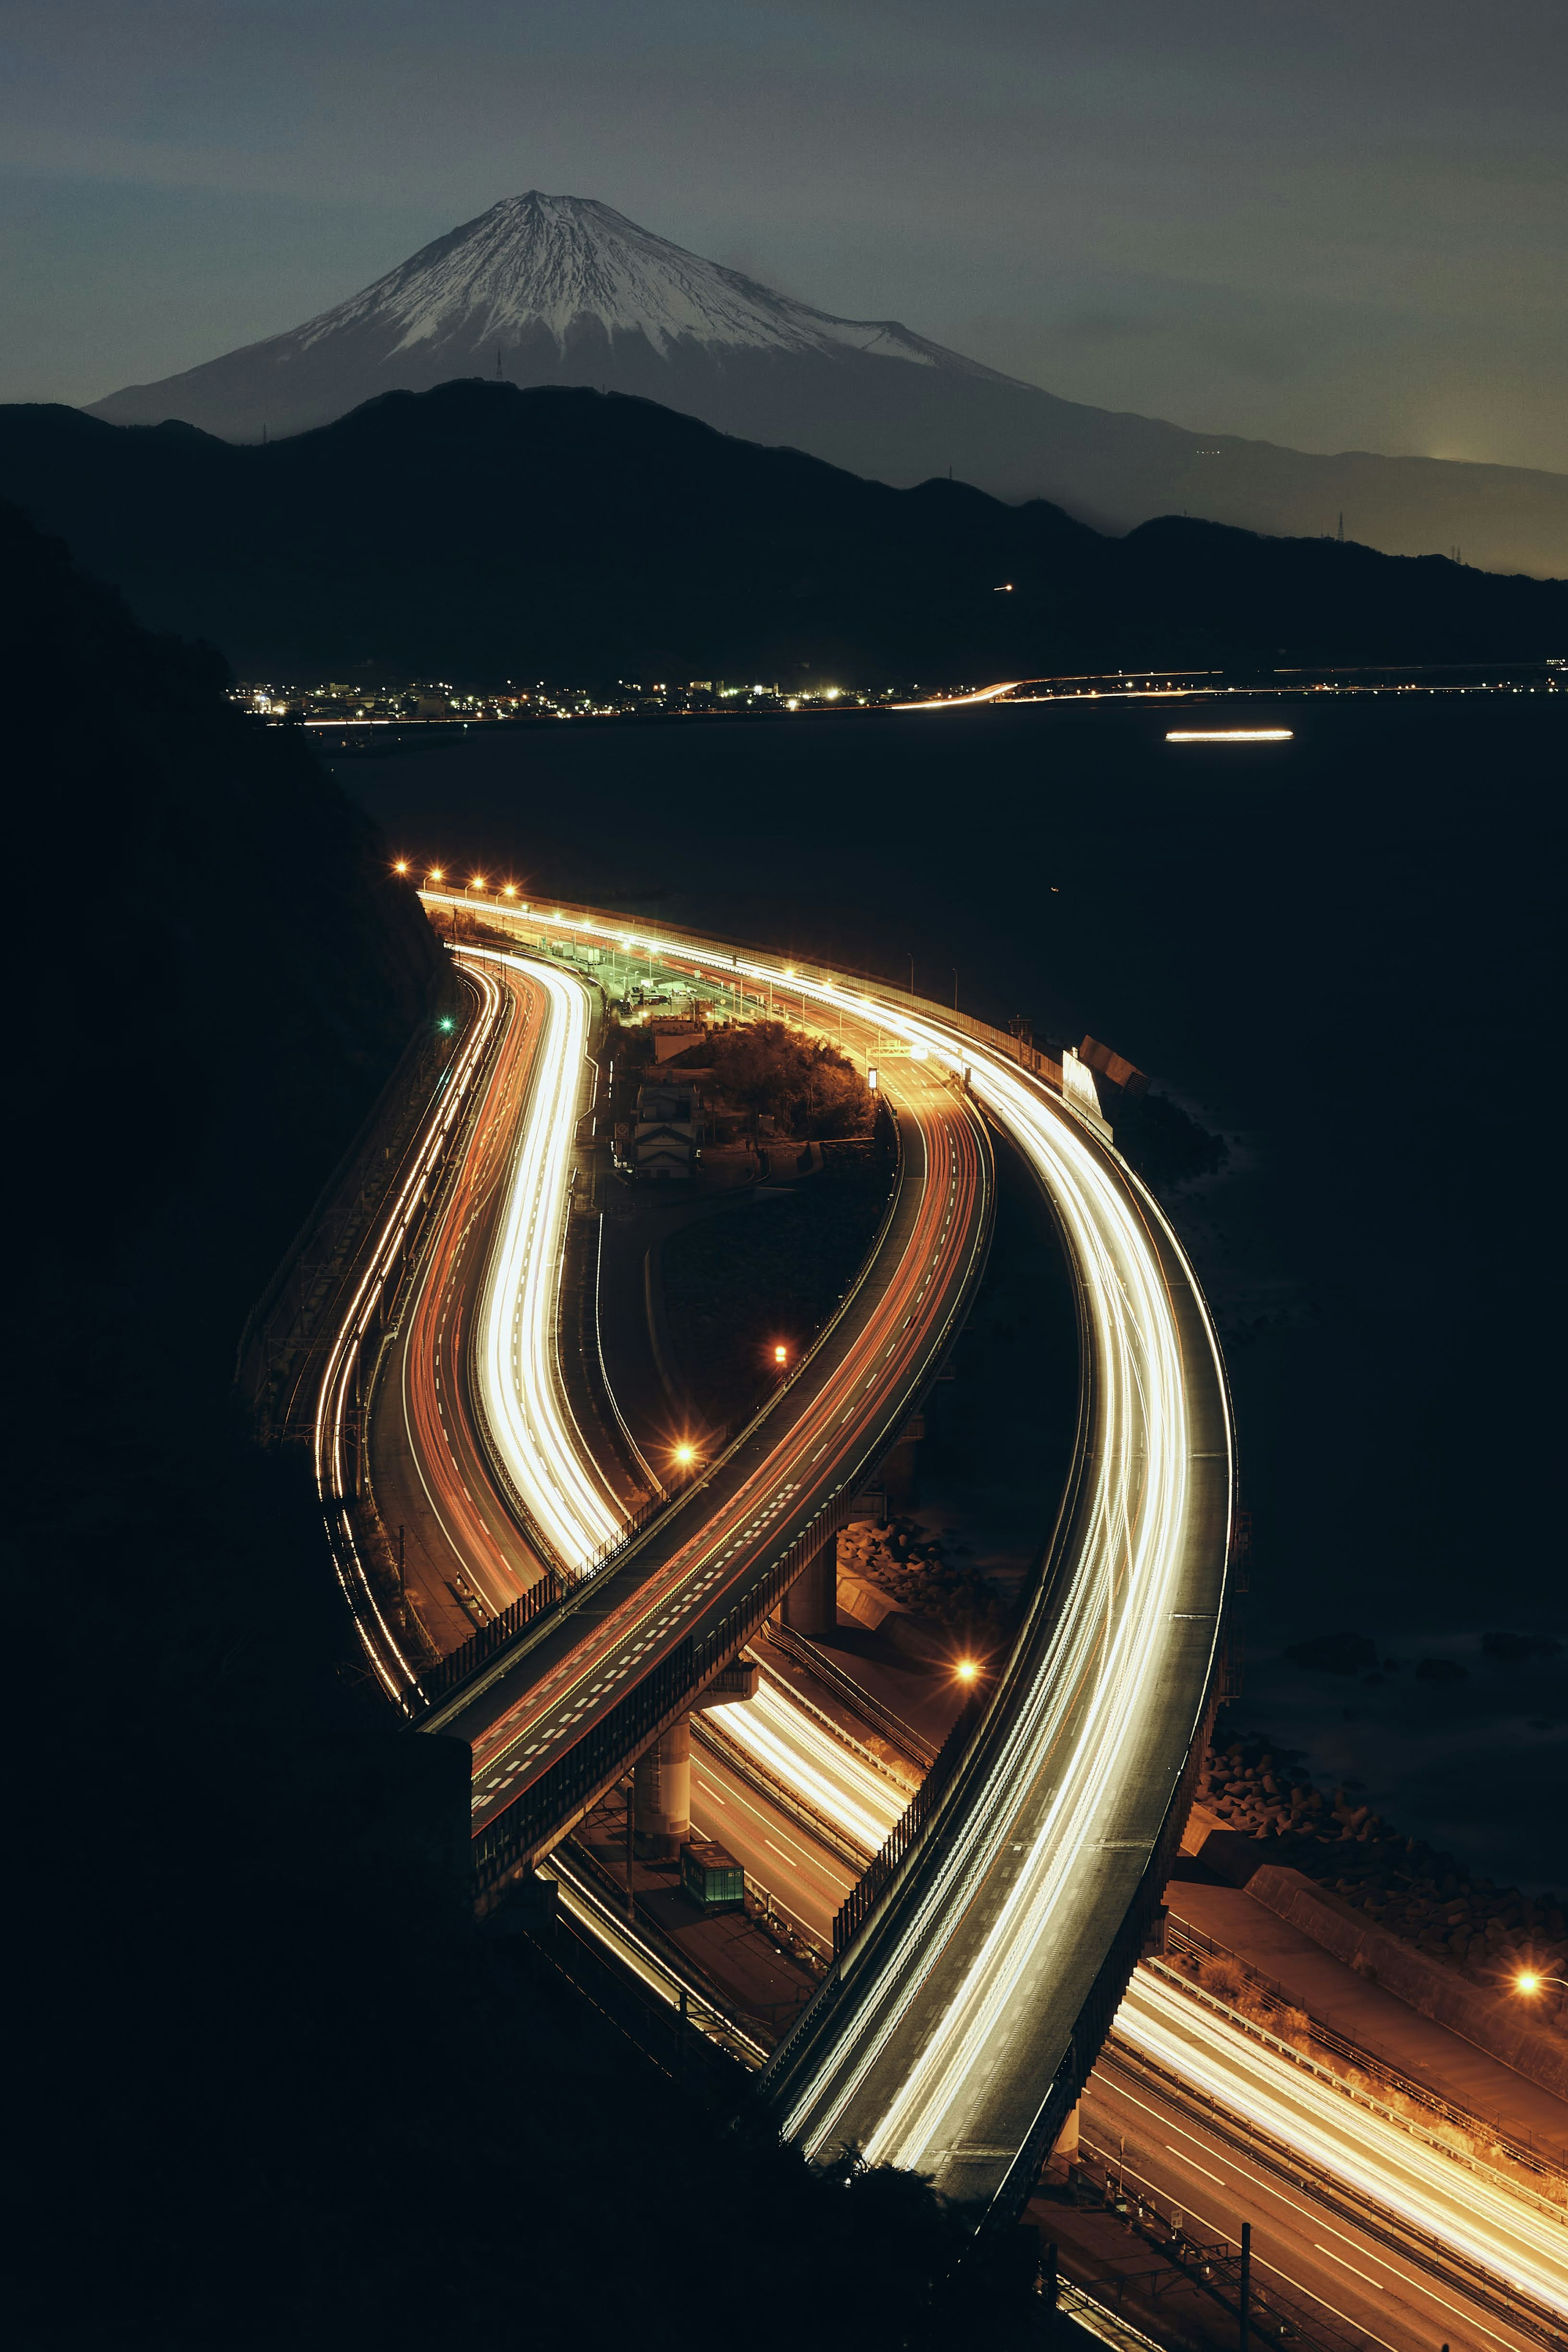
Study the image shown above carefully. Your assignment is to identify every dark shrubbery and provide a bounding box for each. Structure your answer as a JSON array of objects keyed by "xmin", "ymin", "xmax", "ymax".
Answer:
[{"xmin": 709, "ymin": 1017, "xmax": 873, "ymax": 1138}]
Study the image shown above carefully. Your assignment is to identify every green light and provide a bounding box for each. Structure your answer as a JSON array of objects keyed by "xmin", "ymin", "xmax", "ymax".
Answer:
[{"xmin": 438, "ymin": 1016, "xmax": 455, "ymax": 1033}]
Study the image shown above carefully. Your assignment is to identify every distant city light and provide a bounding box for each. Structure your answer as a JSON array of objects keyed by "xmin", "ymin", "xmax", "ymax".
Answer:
[{"xmin": 1165, "ymin": 729, "xmax": 1294, "ymax": 743}]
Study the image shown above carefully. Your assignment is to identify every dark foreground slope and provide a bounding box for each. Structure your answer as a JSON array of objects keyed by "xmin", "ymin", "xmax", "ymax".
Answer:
[
  {"xmin": 3, "ymin": 381, "xmax": 1564, "ymax": 684},
  {"xmin": 1, "ymin": 507, "xmax": 1043, "ymax": 2348}
]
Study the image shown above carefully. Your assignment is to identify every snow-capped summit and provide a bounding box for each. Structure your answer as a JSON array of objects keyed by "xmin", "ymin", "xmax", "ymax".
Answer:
[
  {"xmin": 83, "ymin": 191, "xmax": 1568, "ymax": 572},
  {"xmin": 303, "ymin": 190, "xmax": 998, "ymax": 372},
  {"xmin": 89, "ymin": 191, "xmax": 1008, "ymax": 446}
]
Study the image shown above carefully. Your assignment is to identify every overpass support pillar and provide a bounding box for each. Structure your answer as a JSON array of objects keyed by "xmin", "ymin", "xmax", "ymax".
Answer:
[
  {"xmin": 634, "ymin": 1716, "xmax": 691, "ymax": 1858},
  {"xmin": 1039, "ymin": 2101, "xmax": 1080, "ymax": 2190},
  {"xmin": 782, "ymin": 1531, "xmax": 837, "ymax": 1637},
  {"xmin": 880, "ymin": 1414, "xmax": 925, "ymax": 1509}
]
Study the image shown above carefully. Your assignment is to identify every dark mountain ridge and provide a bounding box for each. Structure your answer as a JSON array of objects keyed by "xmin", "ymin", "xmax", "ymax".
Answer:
[
  {"xmin": 3, "ymin": 380, "xmax": 1564, "ymax": 683},
  {"xmin": 84, "ymin": 189, "xmax": 1568, "ymax": 579}
]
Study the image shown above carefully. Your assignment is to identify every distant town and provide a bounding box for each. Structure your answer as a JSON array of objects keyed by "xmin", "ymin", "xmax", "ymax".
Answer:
[
  {"xmin": 231, "ymin": 677, "xmax": 906, "ymax": 726},
  {"xmin": 232, "ymin": 659, "xmax": 1565, "ymax": 736}
]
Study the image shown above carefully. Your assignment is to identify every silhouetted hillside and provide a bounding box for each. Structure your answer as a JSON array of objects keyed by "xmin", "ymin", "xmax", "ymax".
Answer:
[
  {"xmin": 2, "ymin": 381, "xmax": 1563, "ymax": 684},
  {"xmin": 1, "ymin": 509, "xmax": 1050, "ymax": 2348}
]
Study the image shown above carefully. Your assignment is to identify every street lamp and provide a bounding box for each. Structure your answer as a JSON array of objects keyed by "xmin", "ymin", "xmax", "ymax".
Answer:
[
  {"xmin": 1514, "ymin": 1971, "xmax": 1568, "ymax": 1996},
  {"xmin": 954, "ymin": 1658, "xmax": 979, "ymax": 1685},
  {"xmin": 393, "ymin": 858, "xmax": 410, "ymax": 876}
]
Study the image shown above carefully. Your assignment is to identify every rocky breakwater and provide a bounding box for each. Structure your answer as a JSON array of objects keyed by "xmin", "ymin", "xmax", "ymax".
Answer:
[
  {"xmin": 1189, "ymin": 1735, "xmax": 1568, "ymax": 2036},
  {"xmin": 835, "ymin": 1517, "xmax": 1010, "ymax": 1666}
]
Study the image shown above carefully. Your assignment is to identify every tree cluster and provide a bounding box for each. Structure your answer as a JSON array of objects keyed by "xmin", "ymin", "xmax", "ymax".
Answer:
[{"xmin": 710, "ymin": 1018, "xmax": 873, "ymax": 1138}]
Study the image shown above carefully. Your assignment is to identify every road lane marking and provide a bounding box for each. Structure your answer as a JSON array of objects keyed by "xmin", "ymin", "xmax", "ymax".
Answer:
[
  {"xmin": 1083, "ymin": 2146, "xmax": 1407, "ymax": 2352},
  {"xmin": 1165, "ymin": 2145, "xmax": 1225, "ymax": 2185},
  {"xmin": 1090, "ymin": 2091, "xmax": 1526, "ymax": 2351},
  {"xmin": 1315, "ymin": 2245, "xmax": 1385, "ymax": 2292}
]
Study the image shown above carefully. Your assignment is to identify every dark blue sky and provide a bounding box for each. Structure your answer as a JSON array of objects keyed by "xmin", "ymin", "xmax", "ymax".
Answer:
[{"xmin": 4, "ymin": 0, "xmax": 1565, "ymax": 472}]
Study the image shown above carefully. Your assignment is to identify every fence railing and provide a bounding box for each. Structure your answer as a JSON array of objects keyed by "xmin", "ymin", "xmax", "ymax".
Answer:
[
  {"xmin": 1163, "ymin": 1913, "xmax": 1568, "ymax": 2180},
  {"xmin": 408, "ymin": 1570, "xmax": 568, "ymax": 1712},
  {"xmin": 832, "ymin": 1685, "xmax": 983, "ymax": 1956},
  {"xmin": 762, "ymin": 1620, "xmax": 938, "ymax": 1772},
  {"xmin": 234, "ymin": 971, "xmax": 467, "ymax": 1431},
  {"xmin": 473, "ymin": 1495, "xmax": 852, "ymax": 1898}
]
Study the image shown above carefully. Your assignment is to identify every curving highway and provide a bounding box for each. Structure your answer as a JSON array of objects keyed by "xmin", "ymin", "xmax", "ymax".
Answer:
[
  {"xmin": 356, "ymin": 915, "xmax": 992, "ymax": 1885},
  {"xmin": 1116, "ymin": 1965, "xmax": 1568, "ymax": 2333},
  {"xmin": 392, "ymin": 892, "xmax": 1228, "ymax": 2226},
  {"xmin": 341, "ymin": 891, "xmax": 1567, "ymax": 2328},
  {"xmin": 439, "ymin": 1024, "xmax": 991, "ymax": 1860}
]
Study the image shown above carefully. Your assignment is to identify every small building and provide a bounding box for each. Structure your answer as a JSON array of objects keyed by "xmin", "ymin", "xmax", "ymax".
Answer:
[
  {"xmin": 680, "ymin": 1839, "xmax": 746, "ymax": 1914},
  {"xmin": 634, "ymin": 1078, "xmax": 697, "ymax": 1180}
]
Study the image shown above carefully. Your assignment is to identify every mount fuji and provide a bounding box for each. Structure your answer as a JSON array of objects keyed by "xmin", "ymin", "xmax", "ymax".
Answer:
[{"xmin": 87, "ymin": 192, "xmax": 1568, "ymax": 576}]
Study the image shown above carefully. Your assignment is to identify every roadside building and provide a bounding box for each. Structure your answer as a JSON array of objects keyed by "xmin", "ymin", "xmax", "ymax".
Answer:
[{"xmin": 634, "ymin": 1078, "xmax": 697, "ymax": 1180}]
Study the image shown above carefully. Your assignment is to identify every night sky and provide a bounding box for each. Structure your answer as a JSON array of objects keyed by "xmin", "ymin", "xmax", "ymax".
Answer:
[{"xmin": 4, "ymin": 0, "xmax": 1565, "ymax": 474}]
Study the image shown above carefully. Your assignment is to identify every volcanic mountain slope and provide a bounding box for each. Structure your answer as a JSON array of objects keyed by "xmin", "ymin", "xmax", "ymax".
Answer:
[
  {"xmin": 9, "ymin": 380, "xmax": 1566, "ymax": 682},
  {"xmin": 88, "ymin": 192, "xmax": 1568, "ymax": 579}
]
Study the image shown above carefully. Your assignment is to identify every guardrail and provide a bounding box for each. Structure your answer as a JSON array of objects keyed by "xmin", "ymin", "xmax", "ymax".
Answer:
[
  {"xmin": 832, "ymin": 1686, "xmax": 984, "ymax": 1956},
  {"xmin": 762, "ymin": 1621, "xmax": 938, "ymax": 1772},
  {"xmin": 235, "ymin": 970, "xmax": 469, "ymax": 1438},
  {"xmin": 413, "ymin": 1074, "xmax": 911, "ymax": 1738},
  {"xmin": 1163, "ymin": 1913, "xmax": 1568, "ymax": 2184},
  {"xmin": 472, "ymin": 1496, "xmax": 853, "ymax": 1899},
  {"xmin": 493, "ymin": 1895, "xmax": 751, "ymax": 2110},
  {"xmin": 1063, "ymin": 2137, "xmax": 1352, "ymax": 2352}
]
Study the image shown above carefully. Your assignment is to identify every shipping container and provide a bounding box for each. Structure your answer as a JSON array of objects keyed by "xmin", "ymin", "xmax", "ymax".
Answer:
[{"xmin": 680, "ymin": 1839, "xmax": 746, "ymax": 1914}]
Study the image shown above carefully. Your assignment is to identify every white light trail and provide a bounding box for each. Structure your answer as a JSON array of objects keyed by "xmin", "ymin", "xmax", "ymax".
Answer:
[
  {"xmin": 313, "ymin": 959, "xmax": 507, "ymax": 1698},
  {"xmin": 1118, "ymin": 1968, "xmax": 1568, "ymax": 2321},
  {"xmin": 1165, "ymin": 728, "xmax": 1293, "ymax": 742},
  {"xmin": 422, "ymin": 890, "xmax": 1226, "ymax": 2196},
  {"xmin": 780, "ymin": 1032, "xmax": 1212, "ymax": 2172},
  {"xmin": 707, "ymin": 1675, "xmax": 906, "ymax": 1859},
  {"xmin": 461, "ymin": 948, "xmax": 622, "ymax": 1574}
]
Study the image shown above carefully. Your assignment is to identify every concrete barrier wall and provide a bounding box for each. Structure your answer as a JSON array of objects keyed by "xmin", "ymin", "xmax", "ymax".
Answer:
[{"xmin": 1249, "ymin": 1865, "xmax": 1568, "ymax": 2103}]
